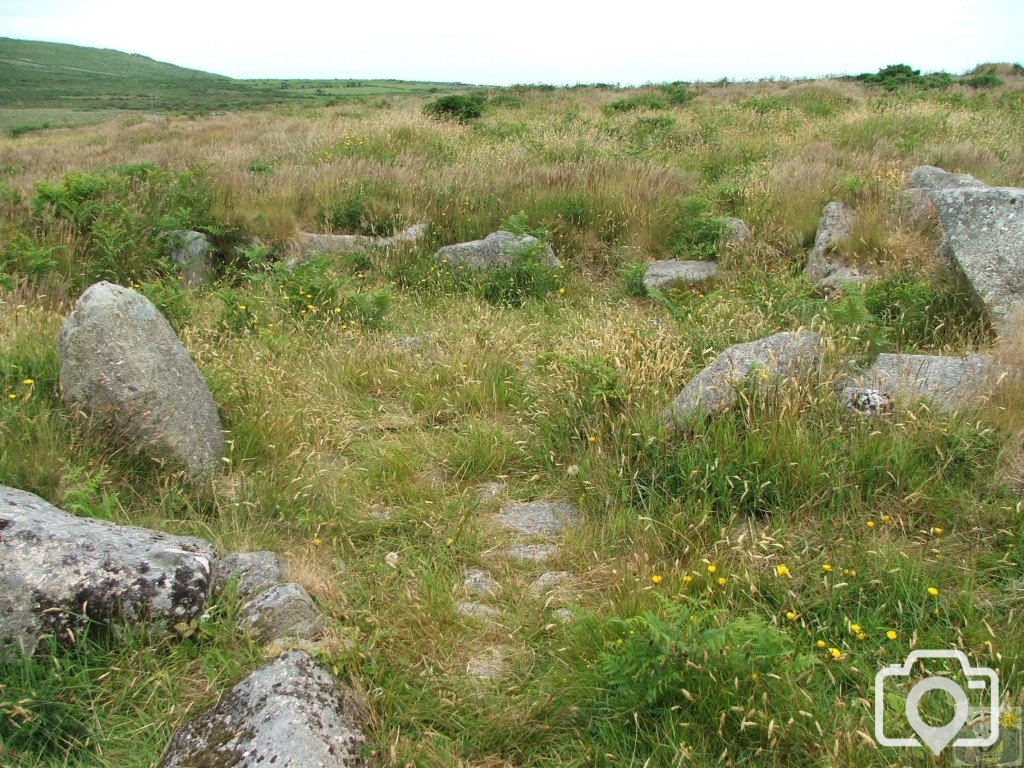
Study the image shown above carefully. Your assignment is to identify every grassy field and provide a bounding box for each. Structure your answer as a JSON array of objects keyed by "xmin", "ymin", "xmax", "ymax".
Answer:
[
  {"xmin": 2, "ymin": 68, "xmax": 1024, "ymax": 767},
  {"xmin": 0, "ymin": 37, "xmax": 473, "ymax": 135}
]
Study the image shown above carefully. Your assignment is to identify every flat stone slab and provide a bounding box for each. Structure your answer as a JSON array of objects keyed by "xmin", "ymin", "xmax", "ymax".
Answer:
[
  {"xmin": 0, "ymin": 486, "xmax": 214, "ymax": 655},
  {"xmin": 932, "ymin": 187, "xmax": 1024, "ymax": 335},
  {"xmin": 288, "ymin": 223, "xmax": 427, "ymax": 269},
  {"xmin": 214, "ymin": 551, "xmax": 285, "ymax": 598},
  {"xmin": 493, "ymin": 544, "xmax": 560, "ymax": 563},
  {"xmin": 840, "ymin": 353, "xmax": 1010, "ymax": 413},
  {"xmin": 239, "ymin": 582, "xmax": 325, "ymax": 644},
  {"xmin": 159, "ymin": 651, "xmax": 366, "ymax": 767},
  {"xmin": 496, "ymin": 501, "xmax": 579, "ymax": 536},
  {"xmin": 530, "ymin": 570, "xmax": 571, "ymax": 596},
  {"xmin": 663, "ymin": 331, "xmax": 822, "ymax": 422},
  {"xmin": 437, "ymin": 230, "xmax": 560, "ymax": 270},
  {"xmin": 466, "ymin": 647, "xmax": 506, "ymax": 681},
  {"xmin": 643, "ymin": 260, "xmax": 719, "ymax": 291},
  {"xmin": 455, "ymin": 601, "xmax": 501, "ymax": 621}
]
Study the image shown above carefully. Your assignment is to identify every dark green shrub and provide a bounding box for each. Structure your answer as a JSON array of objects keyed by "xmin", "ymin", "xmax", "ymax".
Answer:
[
  {"xmin": 315, "ymin": 184, "xmax": 403, "ymax": 237},
  {"xmin": 489, "ymin": 91, "xmax": 524, "ymax": 109},
  {"xmin": 618, "ymin": 261, "xmax": 649, "ymax": 297},
  {"xmin": 424, "ymin": 94, "xmax": 485, "ymax": 123},
  {"xmin": 960, "ymin": 73, "xmax": 1003, "ymax": 89},
  {"xmin": 603, "ymin": 93, "xmax": 668, "ymax": 114}
]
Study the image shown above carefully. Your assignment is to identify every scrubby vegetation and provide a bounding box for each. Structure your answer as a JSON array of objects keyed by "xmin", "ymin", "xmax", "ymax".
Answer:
[{"xmin": 2, "ymin": 64, "xmax": 1024, "ymax": 767}]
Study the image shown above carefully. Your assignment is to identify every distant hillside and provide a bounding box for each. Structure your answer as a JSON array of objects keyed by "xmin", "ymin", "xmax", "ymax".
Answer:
[{"xmin": 0, "ymin": 37, "xmax": 471, "ymax": 114}]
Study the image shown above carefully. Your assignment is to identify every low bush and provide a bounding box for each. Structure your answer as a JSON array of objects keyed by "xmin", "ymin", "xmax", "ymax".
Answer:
[{"xmin": 424, "ymin": 94, "xmax": 485, "ymax": 123}]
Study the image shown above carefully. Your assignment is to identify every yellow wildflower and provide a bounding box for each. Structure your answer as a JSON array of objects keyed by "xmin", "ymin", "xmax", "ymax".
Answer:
[
  {"xmin": 887, "ymin": 630, "xmax": 898, "ymax": 640},
  {"xmin": 775, "ymin": 564, "xmax": 790, "ymax": 577},
  {"xmin": 651, "ymin": 574, "xmax": 662, "ymax": 585},
  {"xmin": 927, "ymin": 586, "xmax": 939, "ymax": 597}
]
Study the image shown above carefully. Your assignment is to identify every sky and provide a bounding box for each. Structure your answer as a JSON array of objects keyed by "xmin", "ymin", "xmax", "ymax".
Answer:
[{"xmin": 1, "ymin": 0, "xmax": 1022, "ymax": 85}]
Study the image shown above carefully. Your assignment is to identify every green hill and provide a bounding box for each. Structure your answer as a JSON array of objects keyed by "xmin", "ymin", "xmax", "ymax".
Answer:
[{"xmin": 0, "ymin": 37, "xmax": 472, "ymax": 126}]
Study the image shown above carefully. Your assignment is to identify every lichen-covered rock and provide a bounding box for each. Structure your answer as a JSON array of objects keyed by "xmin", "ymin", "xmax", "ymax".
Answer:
[
  {"xmin": 159, "ymin": 651, "xmax": 366, "ymax": 767},
  {"xmin": 466, "ymin": 647, "xmax": 506, "ymax": 681},
  {"xmin": 455, "ymin": 601, "xmax": 501, "ymax": 621},
  {"xmin": 167, "ymin": 230, "xmax": 214, "ymax": 288},
  {"xmin": 722, "ymin": 217, "xmax": 752, "ymax": 245},
  {"xmin": 804, "ymin": 201, "xmax": 867, "ymax": 287},
  {"xmin": 494, "ymin": 543, "xmax": 560, "ymax": 563},
  {"xmin": 214, "ymin": 551, "xmax": 285, "ymax": 598},
  {"xmin": 437, "ymin": 230, "xmax": 559, "ymax": 269},
  {"xmin": 239, "ymin": 582, "xmax": 325, "ymax": 644},
  {"xmin": 663, "ymin": 331, "xmax": 822, "ymax": 422},
  {"xmin": 931, "ymin": 187, "xmax": 1024, "ymax": 336},
  {"xmin": 288, "ymin": 223, "xmax": 427, "ymax": 269},
  {"xmin": 529, "ymin": 570, "xmax": 571, "ymax": 596},
  {"xmin": 496, "ymin": 501, "xmax": 579, "ymax": 536},
  {"xmin": 58, "ymin": 282, "xmax": 224, "ymax": 478},
  {"xmin": 642, "ymin": 260, "xmax": 719, "ymax": 291},
  {"xmin": 461, "ymin": 568, "xmax": 498, "ymax": 596},
  {"xmin": 907, "ymin": 166, "xmax": 988, "ymax": 191},
  {"xmin": 839, "ymin": 353, "xmax": 1010, "ymax": 413},
  {"xmin": 0, "ymin": 486, "xmax": 214, "ymax": 655}
]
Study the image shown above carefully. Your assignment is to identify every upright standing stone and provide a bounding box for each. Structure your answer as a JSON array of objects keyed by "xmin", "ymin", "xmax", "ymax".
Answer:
[
  {"xmin": 804, "ymin": 202, "xmax": 866, "ymax": 287},
  {"xmin": 58, "ymin": 282, "xmax": 224, "ymax": 478},
  {"xmin": 167, "ymin": 230, "xmax": 214, "ymax": 288}
]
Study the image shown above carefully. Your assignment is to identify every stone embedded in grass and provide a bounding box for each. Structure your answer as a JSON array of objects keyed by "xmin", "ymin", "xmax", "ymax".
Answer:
[
  {"xmin": 804, "ymin": 201, "xmax": 868, "ymax": 288},
  {"xmin": 931, "ymin": 186, "xmax": 1024, "ymax": 336},
  {"xmin": 0, "ymin": 485, "xmax": 214, "ymax": 656},
  {"xmin": 662, "ymin": 331, "xmax": 822, "ymax": 424},
  {"xmin": 530, "ymin": 570, "xmax": 571, "ymax": 596},
  {"xmin": 496, "ymin": 501, "xmax": 580, "ymax": 536},
  {"xmin": 288, "ymin": 223, "xmax": 427, "ymax": 269},
  {"xmin": 57, "ymin": 281, "xmax": 224, "ymax": 479},
  {"xmin": 902, "ymin": 165, "xmax": 990, "ymax": 225},
  {"xmin": 843, "ymin": 387, "xmax": 894, "ymax": 416},
  {"xmin": 474, "ymin": 481, "xmax": 507, "ymax": 504},
  {"xmin": 495, "ymin": 543, "xmax": 561, "ymax": 563},
  {"xmin": 642, "ymin": 260, "xmax": 719, "ymax": 291},
  {"xmin": 214, "ymin": 551, "xmax": 285, "ymax": 598},
  {"xmin": 159, "ymin": 650, "xmax": 366, "ymax": 768},
  {"xmin": 839, "ymin": 353, "xmax": 1011, "ymax": 413},
  {"xmin": 466, "ymin": 647, "xmax": 506, "ymax": 681},
  {"xmin": 721, "ymin": 216, "xmax": 752, "ymax": 245},
  {"xmin": 455, "ymin": 601, "xmax": 501, "ymax": 621},
  {"xmin": 167, "ymin": 230, "xmax": 214, "ymax": 288},
  {"xmin": 239, "ymin": 582, "xmax": 325, "ymax": 644},
  {"xmin": 437, "ymin": 230, "xmax": 560, "ymax": 270},
  {"xmin": 461, "ymin": 567, "xmax": 498, "ymax": 596}
]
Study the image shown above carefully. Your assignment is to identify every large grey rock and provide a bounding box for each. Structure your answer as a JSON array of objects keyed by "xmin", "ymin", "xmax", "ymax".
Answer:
[
  {"xmin": 902, "ymin": 165, "xmax": 989, "ymax": 225},
  {"xmin": 437, "ymin": 230, "xmax": 560, "ymax": 270},
  {"xmin": 289, "ymin": 223, "xmax": 427, "ymax": 269},
  {"xmin": 239, "ymin": 582, "xmax": 325, "ymax": 644},
  {"xmin": 804, "ymin": 201, "xmax": 867, "ymax": 287},
  {"xmin": 0, "ymin": 486, "xmax": 214, "ymax": 655},
  {"xmin": 931, "ymin": 187, "xmax": 1024, "ymax": 335},
  {"xmin": 722, "ymin": 217, "xmax": 752, "ymax": 245},
  {"xmin": 496, "ymin": 501, "xmax": 579, "ymax": 536},
  {"xmin": 159, "ymin": 651, "xmax": 366, "ymax": 767},
  {"xmin": 840, "ymin": 353, "xmax": 1010, "ymax": 413},
  {"xmin": 167, "ymin": 230, "xmax": 214, "ymax": 288},
  {"xmin": 663, "ymin": 331, "xmax": 822, "ymax": 422},
  {"xmin": 642, "ymin": 260, "xmax": 719, "ymax": 291},
  {"xmin": 58, "ymin": 282, "xmax": 223, "ymax": 478},
  {"xmin": 214, "ymin": 551, "xmax": 285, "ymax": 598}
]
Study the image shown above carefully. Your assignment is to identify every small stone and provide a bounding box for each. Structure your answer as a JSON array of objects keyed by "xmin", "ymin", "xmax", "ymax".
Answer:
[
  {"xmin": 552, "ymin": 608, "xmax": 573, "ymax": 624},
  {"xmin": 466, "ymin": 647, "xmax": 506, "ymax": 681},
  {"xmin": 239, "ymin": 582, "xmax": 325, "ymax": 644},
  {"xmin": 642, "ymin": 260, "xmax": 719, "ymax": 291},
  {"xmin": 844, "ymin": 387, "xmax": 895, "ymax": 416},
  {"xmin": 500, "ymin": 544, "xmax": 560, "ymax": 563},
  {"xmin": 214, "ymin": 551, "xmax": 285, "ymax": 598},
  {"xmin": 530, "ymin": 570, "xmax": 571, "ymax": 595},
  {"xmin": 385, "ymin": 551, "xmax": 400, "ymax": 568},
  {"xmin": 496, "ymin": 501, "xmax": 580, "ymax": 536},
  {"xmin": 167, "ymin": 230, "xmax": 214, "ymax": 288},
  {"xmin": 461, "ymin": 568, "xmax": 498, "ymax": 596},
  {"xmin": 474, "ymin": 481, "xmax": 506, "ymax": 504},
  {"xmin": 455, "ymin": 601, "xmax": 500, "ymax": 621},
  {"xmin": 721, "ymin": 217, "xmax": 752, "ymax": 245}
]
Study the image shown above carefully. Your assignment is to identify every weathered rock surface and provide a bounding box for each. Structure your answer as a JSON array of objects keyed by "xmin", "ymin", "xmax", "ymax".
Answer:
[
  {"xmin": 642, "ymin": 260, "xmax": 719, "ymax": 291},
  {"xmin": 239, "ymin": 582, "xmax": 325, "ymax": 644},
  {"xmin": 167, "ymin": 230, "xmax": 214, "ymax": 288},
  {"xmin": 902, "ymin": 165, "xmax": 990, "ymax": 224},
  {"xmin": 455, "ymin": 601, "xmax": 501, "ymax": 621},
  {"xmin": 530, "ymin": 570, "xmax": 570, "ymax": 596},
  {"xmin": 663, "ymin": 331, "xmax": 822, "ymax": 422},
  {"xmin": 722, "ymin": 217, "xmax": 752, "ymax": 245},
  {"xmin": 931, "ymin": 187, "xmax": 1024, "ymax": 335},
  {"xmin": 804, "ymin": 201, "xmax": 867, "ymax": 287},
  {"xmin": 840, "ymin": 353, "xmax": 1010, "ymax": 413},
  {"xmin": 461, "ymin": 568, "xmax": 498, "ymax": 596},
  {"xmin": 58, "ymin": 282, "xmax": 224, "ymax": 478},
  {"xmin": 494, "ymin": 543, "xmax": 560, "ymax": 563},
  {"xmin": 214, "ymin": 551, "xmax": 285, "ymax": 598},
  {"xmin": 437, "ymin": 230, "xmax": 560, "ymax": 269},
  {"xmin": 159, "ymin": 651, "xmax": 366, "ymax": 767},
  {"xmin": 0, "ymin": 486, "xmax": 214, "ymax": 655},
  {"xmin": 474, "ymin": 481, "xmax": 507, "ymax": 504},
  {"xmin": 288, "ymin": 223, "xmax": 427, "ymax": 269},
  {"xmin": 466, "ymin": 647, "xmax": 506, "ymax": 681},
  {"xmin": 496, "ymin": 501, "xmax": 579, "ymax": 536}
]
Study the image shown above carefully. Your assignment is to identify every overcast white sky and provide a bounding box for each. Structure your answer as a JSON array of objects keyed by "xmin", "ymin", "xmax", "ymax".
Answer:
[{"xmin": 2, "ymin": 0, "xmax": 1022, "ymax": 85}]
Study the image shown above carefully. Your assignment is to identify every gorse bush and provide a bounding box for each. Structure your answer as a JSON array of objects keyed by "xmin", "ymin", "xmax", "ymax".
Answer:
[{"xmin": 424, "ymin": 93, "xmax": 485, "ymax": 123}]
